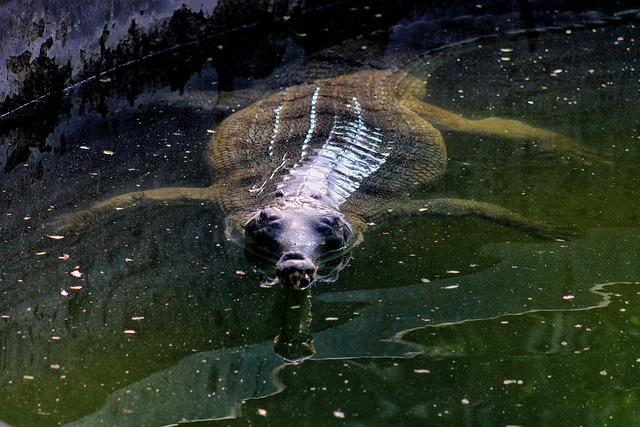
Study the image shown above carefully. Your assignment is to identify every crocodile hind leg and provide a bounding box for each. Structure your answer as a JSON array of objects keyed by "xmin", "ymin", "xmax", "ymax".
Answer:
[
  {"xmin": 403, "ymin": 95, "xmax": 603, "ymax": 163},
  {"xmin": 49, "ymin": 185, "xmax": 217, "ymax": 232}
]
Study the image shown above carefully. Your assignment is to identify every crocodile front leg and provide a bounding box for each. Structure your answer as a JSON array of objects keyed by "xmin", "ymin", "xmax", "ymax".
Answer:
[
  {"xmin": 360, "ymin": 197, "xmax": 570, "ymax": 240},
  {"xmin": 410, "ymin": 197, "xmax": 571, "ymax": 240},
  {"xmin": 48, "ymin": 185, "xmax": 218, "ymax": 232}
]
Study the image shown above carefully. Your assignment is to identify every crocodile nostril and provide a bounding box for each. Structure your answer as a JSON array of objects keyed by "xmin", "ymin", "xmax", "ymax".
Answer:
[{"xmin": 276, "ymin": 252, "xmax": 318, "ymax": 290}]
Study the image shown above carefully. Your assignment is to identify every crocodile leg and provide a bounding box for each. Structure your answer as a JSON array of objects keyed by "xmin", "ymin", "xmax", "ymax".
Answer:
[
  {"xmin": 403, "ymin": 95, "xmax": 603, "ymax": 163},
  {"xmin": 50, "ymin": 185, "xmax": 217, "ymax": 231},
  {"xmin": 367, "ymin": 197, "xmax": 570, "ymax": 240}
]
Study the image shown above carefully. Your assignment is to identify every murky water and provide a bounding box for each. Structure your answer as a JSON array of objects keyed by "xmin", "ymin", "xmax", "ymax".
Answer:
[{"xmin": 1, "ymin": 3, "xmax": 639, "ymax": 426}]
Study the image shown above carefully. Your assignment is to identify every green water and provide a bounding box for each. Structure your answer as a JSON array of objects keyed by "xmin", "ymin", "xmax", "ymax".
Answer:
[{"xmin": 1, "ymin": 4, "xmax": 639, "ymax": 427}]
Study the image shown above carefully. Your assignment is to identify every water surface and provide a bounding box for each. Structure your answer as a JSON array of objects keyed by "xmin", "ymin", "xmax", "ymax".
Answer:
[{"xmin": 0, "ymin": 5, "xmax": 639, "ymax": 427}]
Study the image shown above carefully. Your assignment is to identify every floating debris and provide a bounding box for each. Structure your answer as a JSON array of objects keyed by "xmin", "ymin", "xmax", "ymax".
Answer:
[
  {"xmin": 414, "ymin": 369, "xmax": 431, "ymax": 374},
  {"xmin": 258, "ymin": 409, "xmax": 268, "ymax": 416},
  {"xmin": 46, "ymin": 235, "xmax": 64, "ymax": 240},
  {"xmin": 333, "ymin": 410, "xmax": 345, "ymax": 419}
]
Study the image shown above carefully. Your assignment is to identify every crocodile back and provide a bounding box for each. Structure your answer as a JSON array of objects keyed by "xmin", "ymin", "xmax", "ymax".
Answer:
[{"xmin": 208, "ymin": 69, "xmax": 447, "ymax": 221}]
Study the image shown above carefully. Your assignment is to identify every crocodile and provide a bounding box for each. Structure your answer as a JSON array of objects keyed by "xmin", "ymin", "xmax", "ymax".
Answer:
[{"xmin": 59, "ymin": 68, "xmax": 595, "ymax": 290}]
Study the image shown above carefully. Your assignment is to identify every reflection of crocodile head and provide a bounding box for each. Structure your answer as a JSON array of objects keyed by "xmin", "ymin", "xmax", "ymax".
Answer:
[
  {"xmin": 244, "ymin": 200, "xmax": 355, "ymax": 290},
  {"xmin": 273, "ymin": 287, "xmax": 316, "ymax": 363}
]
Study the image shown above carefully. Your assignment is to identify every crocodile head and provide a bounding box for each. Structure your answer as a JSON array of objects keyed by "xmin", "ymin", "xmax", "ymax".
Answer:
[{"xmin": 244, "ymin": 205, "xmax": 354, "ymax": 290}]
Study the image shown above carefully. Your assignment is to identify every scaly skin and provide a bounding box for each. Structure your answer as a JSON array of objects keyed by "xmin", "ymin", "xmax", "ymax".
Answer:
[{"xmin": 54, "ymin": 69, "xmax": 596, "ymax": 288}]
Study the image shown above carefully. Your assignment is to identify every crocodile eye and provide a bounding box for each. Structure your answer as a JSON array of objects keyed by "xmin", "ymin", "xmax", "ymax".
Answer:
[
  {"xmin": 258, "ymin": 210, "xmax": 270, "ymax": 224},
  {"xmin": 256, "ymin": 210, "xmax": 281, "ymax": 226},
  {"xmin": 320, "ymin": 214, "xmax": 342, "ymax": 229},
  {"xmin": 317, "ymin": 214, "xmax": 351, "ymax": 250},
  {"xmin": 244, "ymin": 210, "xmax": 283, "ymax": 252}
]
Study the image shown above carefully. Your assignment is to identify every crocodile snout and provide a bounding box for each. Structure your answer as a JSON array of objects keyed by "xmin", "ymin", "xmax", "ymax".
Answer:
[{"xmin": 276, "ymin": 252, "xmax": 318, "ymax": 290}]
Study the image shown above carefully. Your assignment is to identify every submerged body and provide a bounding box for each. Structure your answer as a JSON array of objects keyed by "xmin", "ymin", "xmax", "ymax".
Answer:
[
  {"xmin": 215, "ymin": 69, "xmax": 446, "ymax": 289},
  {"xmin": 63, "ymin": 69, "xmax": 593, "ymax": 289}
]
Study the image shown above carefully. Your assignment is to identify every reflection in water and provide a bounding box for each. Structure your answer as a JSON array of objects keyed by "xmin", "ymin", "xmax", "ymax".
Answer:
[
  {"xmin": 63, "ymin": 228, "xmax": 640, "ymax": 425},
  {"xmin": 0, "ymin": 5, "xmax": 639, "ymax": 427},
  {"xmin": 273, "ymin": 289, "xmax": 315, "ymax": 364}
]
